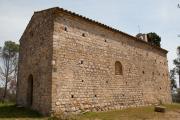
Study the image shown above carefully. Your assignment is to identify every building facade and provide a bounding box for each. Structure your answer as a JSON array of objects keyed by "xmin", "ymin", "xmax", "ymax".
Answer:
[{"xmin": 16, "ymin": 7, "xmax": 172, "ymax": 115}]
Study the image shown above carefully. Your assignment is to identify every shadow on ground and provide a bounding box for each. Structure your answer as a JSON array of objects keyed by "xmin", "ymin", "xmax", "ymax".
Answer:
[{"xmin": 0, "ymin": 104, "xmax": 42, "ymax": 118}]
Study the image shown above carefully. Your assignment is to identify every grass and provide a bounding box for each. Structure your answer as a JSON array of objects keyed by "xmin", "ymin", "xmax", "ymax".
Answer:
[
  {"xmin": 77, "ymin": 107, "xmax": 155, "ymax": 120},
  {"xmin": 76, "ymin": 104, "xmax": 180, "ymax": 120},
  {"xmin": 0, "ymin": 102, "xmax": 45, "ymax": 120},
  {"xmin": 0, "ymin": 102, "xmax": 180, "ymax": 120}
]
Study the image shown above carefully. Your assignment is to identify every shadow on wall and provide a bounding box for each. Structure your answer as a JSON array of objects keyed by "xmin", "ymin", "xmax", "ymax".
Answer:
[{"xmin": 0, "ymin": 103, "xmax": 42, "ymax": 118}]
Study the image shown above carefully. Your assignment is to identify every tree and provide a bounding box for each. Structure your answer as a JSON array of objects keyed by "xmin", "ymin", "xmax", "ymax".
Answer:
[
  {"xmin": 147, "ymin": 32, "xmax": 161, "ymax": 47},
  {"xmin": 0, "ymin": 41, "xmax": 19, "ymax": 101},
  {"xmin": 170, "ymin": 68, "xmax": 177, "ymax": 90},
  {"xmin": 174, "ymin": 46, "xmax": 180, "ymax": 87}
]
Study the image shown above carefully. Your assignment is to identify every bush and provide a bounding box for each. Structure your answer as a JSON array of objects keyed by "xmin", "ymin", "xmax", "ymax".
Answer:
[
  {"xmin": 172, "ymin": 88, "xmax": 180, "ymax": 103},
  {"xmin": 0, "ymin": 87, "xmax": 16, "ymax": 103}
]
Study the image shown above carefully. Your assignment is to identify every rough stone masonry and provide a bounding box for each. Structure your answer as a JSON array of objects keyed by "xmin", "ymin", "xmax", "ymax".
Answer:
[{"xmin": 16, "ymin": 7, "xmax": 172, "ymax": 115}]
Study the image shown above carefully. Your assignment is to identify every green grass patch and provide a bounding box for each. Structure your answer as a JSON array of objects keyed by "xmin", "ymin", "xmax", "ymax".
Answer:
[
  {"xmin": 0, "ymin": 102, "xmax": 180, "ymax": 120},
  {"xmin": 77, "ymin": 106, "xmax": 155, "ymax": 120},
  {"xmin": 0, "ymin": 102, "xmax": 44, "ymax": 120},
  {"xmin": 164, "ymin": 103, "xmax": 180, "ymax": 110},
  {"xmin": 76, "ymin": 104, "xmax": 180, "ymax": 120}
]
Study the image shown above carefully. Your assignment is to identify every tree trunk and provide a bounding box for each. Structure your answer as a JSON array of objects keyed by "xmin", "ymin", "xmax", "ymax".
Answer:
[
  {"xmin": 3, "ymin": 78, "xmax": 8, "ymax": 101},
  {"xmin": 179, "ymin": 69, "xmax": 180, "ymax": 88},
  {"xmin": 3, "ymin": 56, "xmax": 10, "ymax": 102}
]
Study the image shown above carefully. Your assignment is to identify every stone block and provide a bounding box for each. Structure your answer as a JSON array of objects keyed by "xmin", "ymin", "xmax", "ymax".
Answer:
[{"xmin": 154, "ymin": 106, "xmax": 166, "ymax": 113}]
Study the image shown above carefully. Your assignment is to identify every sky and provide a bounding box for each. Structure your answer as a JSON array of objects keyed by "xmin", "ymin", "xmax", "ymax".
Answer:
[{"xmin": 0, "ymin": 0, "xmax": 180, "ymax": 72}]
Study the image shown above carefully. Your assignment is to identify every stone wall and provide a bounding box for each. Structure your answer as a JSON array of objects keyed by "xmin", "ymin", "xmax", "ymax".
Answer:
[
  {"xmin": 51, "ymin": 10, "xmax": 171, "ymax": 114},
  {"xmin": 16, "ymin": 10, "xmax": 54, "ymax": 115}
]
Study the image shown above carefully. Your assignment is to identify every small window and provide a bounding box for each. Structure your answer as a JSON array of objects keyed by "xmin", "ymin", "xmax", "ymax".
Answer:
[
  {"xmin": 82, "ymin": 33, "xmax": 86, "ymax": 37},
  {"xmin": 115, "ymin": 61, "xmax": 123, "ymax": 75},
  {"xmin": 80, "ymin": 60, "xmax": 83, "ymax": 64},
  {"xmin": 152, "ymin": 72, "xmax": 154, "ymax": 75},
  {"xmin": 64, "ymin": 27, "xmax": 68, "ymax": 32}
]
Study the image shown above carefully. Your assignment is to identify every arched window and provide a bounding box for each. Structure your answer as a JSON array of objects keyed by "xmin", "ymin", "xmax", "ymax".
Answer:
[{"xmin": 115, "ymin": 61, "xmax": 123, "ymax": 75}]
